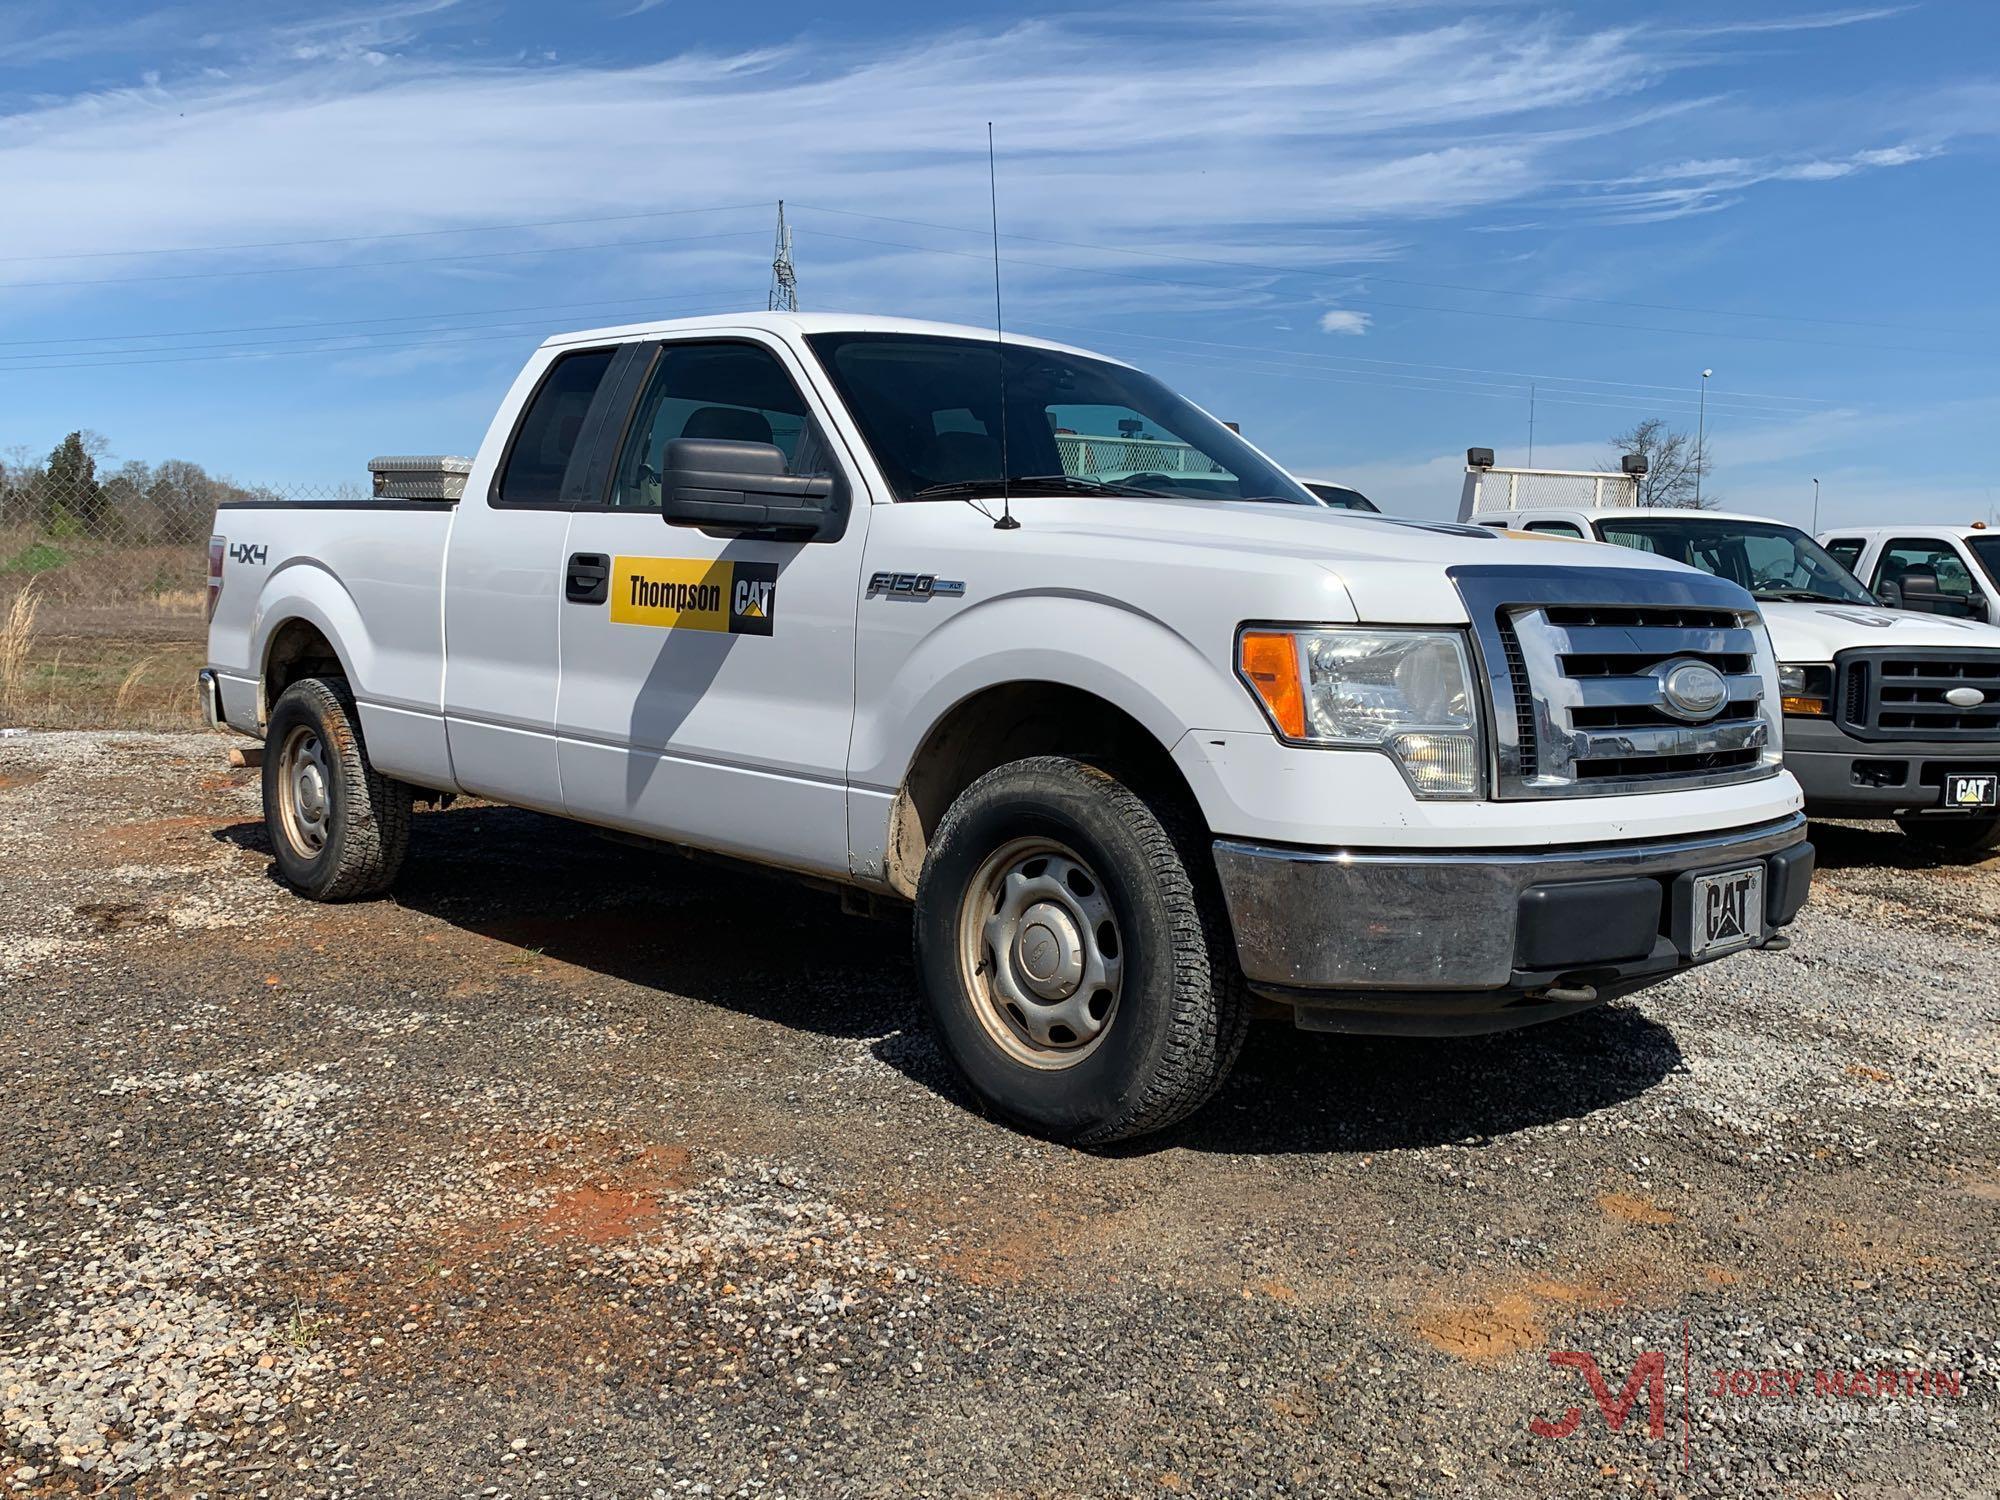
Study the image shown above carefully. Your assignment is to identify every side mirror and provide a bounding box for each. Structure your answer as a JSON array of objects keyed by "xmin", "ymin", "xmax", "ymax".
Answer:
[
  {"xmin": 1875, "ymin": 580, "xmax": 1904, "ymax": 610},
  {"xmin": 660, "ymin": 437, "xmax": 842, "ymax": 541},
  {"xmin": 1897, "ymin": 571, "xmax": 1951, "ymax": 614}
]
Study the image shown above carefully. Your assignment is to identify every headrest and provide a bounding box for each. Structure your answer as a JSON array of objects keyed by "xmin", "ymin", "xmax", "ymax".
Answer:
[
  {"xmin": 681, "ymin": 406, "xmax": 774, "ymax": 445},
  {"xmin": 917, "ymin": 430, "xmax": 1002, "ymax": 487}
]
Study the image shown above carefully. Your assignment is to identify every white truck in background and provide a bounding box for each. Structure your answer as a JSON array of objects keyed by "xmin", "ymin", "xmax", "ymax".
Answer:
[
  {"xmin": 201, "ymin": 315, "xmax": 1814, "ymax": 1144},
  {"xmin": 1462, "ymin": 452, "xmax": 2000, "ymax": 852},
  {"xmin": 1817, "ymin": 524, "xmax": 2000, "ymax": 627}
]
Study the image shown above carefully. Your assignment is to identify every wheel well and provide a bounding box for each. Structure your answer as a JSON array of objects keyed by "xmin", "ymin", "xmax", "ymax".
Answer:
[
  {"xmin": 263, "ymin": 619, "xmax": 345, "ymax": 718},
  {"xmin": 884, "ymin": 683, "xmax": 1206, "ymax": 898}
]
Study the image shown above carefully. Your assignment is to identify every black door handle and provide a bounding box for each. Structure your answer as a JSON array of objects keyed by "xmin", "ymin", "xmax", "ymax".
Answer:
[{"xmin": 566, "ymin": 552, "xmax": 609, "ymax": 604}]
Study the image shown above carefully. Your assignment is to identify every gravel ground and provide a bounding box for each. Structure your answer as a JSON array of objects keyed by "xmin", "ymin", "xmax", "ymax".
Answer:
[{"xmin": 1, "ymin": 730, "xmax": 1994, "ymax": 1498}]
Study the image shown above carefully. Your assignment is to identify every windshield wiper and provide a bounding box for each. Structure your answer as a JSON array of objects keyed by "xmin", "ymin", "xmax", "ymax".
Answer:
[
  {"xmin": 910, "ymin": 473, "xmax": 1171, "ymax": 502},
  {"xmin": 1753, "ymin": 588, "xmax": 1860, "ymax": 604}
]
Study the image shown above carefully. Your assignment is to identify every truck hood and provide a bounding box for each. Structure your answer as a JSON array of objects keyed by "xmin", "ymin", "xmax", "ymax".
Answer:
[
  {"xmin": 1006, "ymin": 497, "xmax": 1698, "ymax": 623},
  {"xmin": 1759, "ymin": 600, "xmax": 2000, "ymax": 662}
]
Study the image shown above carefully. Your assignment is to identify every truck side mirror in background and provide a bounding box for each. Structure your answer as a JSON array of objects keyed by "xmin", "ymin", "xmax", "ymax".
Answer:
[
  {"xmin": 1891, "ymin": 569, "xmax": 1979, "ymax": 618},
  {"xmin": 660, "ymin": 437, "xmax": 843, "ymax": 542},
  {"xmin": 1874, "ymin": 579, "xmax": 1904, "ymax": 610}
]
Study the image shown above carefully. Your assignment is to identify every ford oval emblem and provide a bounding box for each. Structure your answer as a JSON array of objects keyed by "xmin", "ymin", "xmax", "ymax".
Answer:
[
  {"xmin": 1944, "ymin": 686, "xmax": 1987, "ymax": 709},
  {"xmin": 1656, "ymin": 659, "xmax": 1730, "ymax": 722}
]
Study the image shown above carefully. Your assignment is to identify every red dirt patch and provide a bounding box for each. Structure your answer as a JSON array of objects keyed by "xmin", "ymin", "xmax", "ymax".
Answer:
[
  {"xmin": 1598, "ymin": 1191, "xmax": 1678, "ymax": 1226},
  {"xmin": 490, "ymin": 1144, "xmax": 695, "ymax": 1249},
  {"xmin": 0, "ymin": 770, "xmax": 46, "ymax": 792},
  {"xmin": 1412, "ymin": 1291, "xmax": 1546, "ymax": 1362},
  {"xmin": 93, "ymin": 814, "xmax": 214, "ymax": 860}
]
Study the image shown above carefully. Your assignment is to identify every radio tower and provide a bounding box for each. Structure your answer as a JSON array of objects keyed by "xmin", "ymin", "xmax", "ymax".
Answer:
[{"xmin": 767, "ymin": 200, "xmax": 798, "ymax": 312}]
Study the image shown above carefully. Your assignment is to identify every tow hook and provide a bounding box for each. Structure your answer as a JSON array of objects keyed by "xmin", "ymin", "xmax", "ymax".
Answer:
[{"xmin": 1537, "ymin": 982, "xmax": 1599, "ymax": 1005}]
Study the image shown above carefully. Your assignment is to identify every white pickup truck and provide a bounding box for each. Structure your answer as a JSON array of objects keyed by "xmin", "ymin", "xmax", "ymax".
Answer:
[
  {"xmin": 201, "ymin": 314, "xmax": 1813, "ymax": 1143},
  {"xmin": 1462, "ymin": 456, "xmax": 2000, "ymax": 852}
]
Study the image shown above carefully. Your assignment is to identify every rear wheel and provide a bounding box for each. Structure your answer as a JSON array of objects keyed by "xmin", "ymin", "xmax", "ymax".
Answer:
[
  {"xmin": 262, "ymin": 677, "xmax": 412, "ymax": 900},
  {"xmin": 1895, "ymin": 814, "xmax": 2000, "ymax": 854},
  {"xmin": 913, "ymin": 755, "xmax": 1247, "ymax": 1146}
]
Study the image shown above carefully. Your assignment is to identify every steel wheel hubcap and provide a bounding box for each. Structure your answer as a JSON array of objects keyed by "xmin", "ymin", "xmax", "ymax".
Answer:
[
  {"xmin": 278, "ymin": 726, "xmax": 331, "ymax": 855},
  {"xmin": 959, "ymin": 838, "xmax": 1123, "ymax": 1067}
]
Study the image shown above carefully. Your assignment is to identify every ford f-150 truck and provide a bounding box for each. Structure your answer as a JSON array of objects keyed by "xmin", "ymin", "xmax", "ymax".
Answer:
[
  {"xmin": 1461, "ymin": 455, "xmax": 2000, "ymax": 853},
  {"xmin": 201, "ymin": 314, "xmax": 1814, "ymax": 1144}
]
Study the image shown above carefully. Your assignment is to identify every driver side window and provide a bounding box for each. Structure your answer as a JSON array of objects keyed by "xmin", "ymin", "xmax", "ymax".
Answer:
[{"xmin": 609, "ymin": 341, "xmax": 832, "ymax": 511}]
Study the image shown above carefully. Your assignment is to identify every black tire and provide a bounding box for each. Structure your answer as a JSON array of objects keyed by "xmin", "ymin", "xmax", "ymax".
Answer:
[
  {"xmin": 262, "ymin": 677, "xmax": 412, "ymax": 900},
  {"xmin": 1895, "ymin": 814, "xmax": 2000, "ymax": 854},
  {"xmin": 913, "ymin": 755, "xmax": 1248, "ymax": 1146}
]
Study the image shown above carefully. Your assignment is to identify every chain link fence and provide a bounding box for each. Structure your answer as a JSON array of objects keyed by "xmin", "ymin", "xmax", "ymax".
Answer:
[{"xmin": 1, "ymin": 440, "xmax": 357, "ymax": 729}]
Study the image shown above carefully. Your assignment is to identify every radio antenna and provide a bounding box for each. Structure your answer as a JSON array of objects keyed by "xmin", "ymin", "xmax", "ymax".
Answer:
[{"xmin": 987, "ymin": 122, "xmax": 1019, "ymax": 531}]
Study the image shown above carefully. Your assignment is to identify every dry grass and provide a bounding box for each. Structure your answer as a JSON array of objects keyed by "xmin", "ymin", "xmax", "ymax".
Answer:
[
  {"xmin": 1, "ymin": 537, "xmax": 208, "ymax": 729},
  {"xmin": 0, "ymin": 579, "xmax": 40, "ymax": 715},
  {"xmin": 113, "ymin": 656, "xmax": 159, "ymax": 719}
]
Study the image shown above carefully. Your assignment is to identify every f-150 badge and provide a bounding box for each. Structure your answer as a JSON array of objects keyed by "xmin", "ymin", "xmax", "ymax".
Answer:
[{"xmin": 611, "ymin": 557, "xmax": 777, "ymax": 636}]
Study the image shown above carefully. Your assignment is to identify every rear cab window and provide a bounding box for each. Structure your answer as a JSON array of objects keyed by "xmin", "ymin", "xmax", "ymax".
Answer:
[
  {"xmin": 1823, "ymin": 537, "xmax": 1866, "ymax": 573},
  {"xmin": 493, "ymin": 348, "xmax": 617, "ymax": 507}
]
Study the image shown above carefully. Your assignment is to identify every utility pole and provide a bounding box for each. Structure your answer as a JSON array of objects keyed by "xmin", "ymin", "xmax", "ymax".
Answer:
[
  {"xmin": 1695, "ymin": 368, "xmax": 1712, "ymax": 507},
  {"xmin": 1812, "ymin": 477, "xmax": 1820, "ymax": 533},
  {"xmin": 1527, "ymin": 383, "xmax": 1536, "ymax": 465},
  {"xmin": 767, "ymin": 200, "xmax": 798, "ymax": 312}
]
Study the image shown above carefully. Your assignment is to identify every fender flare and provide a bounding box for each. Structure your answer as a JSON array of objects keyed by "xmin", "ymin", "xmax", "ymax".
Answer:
[{"xmin": 250, "ymin": 561, "xmax": 370, "ymax": 712}]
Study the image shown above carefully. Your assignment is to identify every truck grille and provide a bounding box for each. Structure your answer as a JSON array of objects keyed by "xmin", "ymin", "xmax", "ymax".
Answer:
[
  {"xmin": 1451, "ymin": 566, "xmax": 1782, "ymax": 800},
  {"xmin": 1834, "ymin": 648, "xmax": 2000, "ymax": 741}
]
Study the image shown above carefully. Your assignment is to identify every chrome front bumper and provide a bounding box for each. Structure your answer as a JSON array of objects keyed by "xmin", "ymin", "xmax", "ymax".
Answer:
[{"xmin": 1213, "ymin": 814, "xmax": 1812, "ymax": 1014}]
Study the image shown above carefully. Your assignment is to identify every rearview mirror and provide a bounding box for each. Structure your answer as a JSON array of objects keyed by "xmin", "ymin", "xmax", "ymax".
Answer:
[{"xmin": 661, "ymin": 437, "xmax": 843, "ymax": 541}]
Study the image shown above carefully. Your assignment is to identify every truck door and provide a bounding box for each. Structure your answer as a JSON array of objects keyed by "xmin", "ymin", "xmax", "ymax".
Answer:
[
  {"xmin": 441, "ymin": 343, "xmax": 636, "ymax": 813},
  {"xmin": 554, "ymin": 334, "xmax": 870, "ymax": 877}
]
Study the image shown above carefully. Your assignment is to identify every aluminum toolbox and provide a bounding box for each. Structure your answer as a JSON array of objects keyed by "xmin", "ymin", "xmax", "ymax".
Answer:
[{"xmin": 367, "ymin": 455, "xmax": 474, "ymax": 501}]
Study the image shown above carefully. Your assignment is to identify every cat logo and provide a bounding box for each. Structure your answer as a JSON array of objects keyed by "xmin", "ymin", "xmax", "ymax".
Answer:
[{"xmin": 612, "ymin": 557, "xmax": 777, "ymax": 636}]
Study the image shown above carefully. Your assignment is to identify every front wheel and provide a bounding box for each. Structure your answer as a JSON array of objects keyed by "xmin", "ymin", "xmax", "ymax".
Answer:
[
  {"xmin": 262, "ymin": 677, "xmax": 412, "ymax": 900},
  {"xmin": 1896, "ymin": 814, "xmax": 2000, "ymax": 854},
  {"xmin": 913, "ymin": 756, "xmax": 1247, "ymax": 1146}
]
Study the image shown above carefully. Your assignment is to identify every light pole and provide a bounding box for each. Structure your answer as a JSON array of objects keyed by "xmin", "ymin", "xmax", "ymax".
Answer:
[
  {"xmin": 1695, "ymin": 369, "xmax": 1712, "ymax": 506},
  {"xmin": 1812, "ymin": 477, "xmax": 1820, "ymax": 533}
]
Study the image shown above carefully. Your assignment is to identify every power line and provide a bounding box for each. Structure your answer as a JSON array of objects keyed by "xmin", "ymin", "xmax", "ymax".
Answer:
[
  {"xmin": 1019, "ymin": 320, "xmax": 1839, "ymax": 413},
  {"xmin": 792, "ymin": 223, "xmax": 1972, "ymax": 357},
  {"xmin": 0, "ymin": 300, "xmax": 759, "ymax": 374},
  {"xmin": 788, "ymin": 201, "xmax": 1978, "ymax": 338},
  {"xmin": 0, "ymin": 229, "xmax": 767, "ymax": 291},
  {"xmin": 0, "ymin": 201, "xmax": 770, "ymax": 264},
  {"xmin": 0, "ymin": 291, "xmax": 741, "ymax": 363},
  {"xmin": 0, "ymin": 293, "xmax": 736, "ymax": 349}
]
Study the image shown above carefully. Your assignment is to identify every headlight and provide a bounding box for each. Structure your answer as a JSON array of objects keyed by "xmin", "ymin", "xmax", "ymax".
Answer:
[
  {"xmin": 1777, "ymin": 663, "xmax": 1832, "ymax": 717},
  {"xmin": 1238, "ymin": 627, "xmax": 1484, "ymax": 797}
]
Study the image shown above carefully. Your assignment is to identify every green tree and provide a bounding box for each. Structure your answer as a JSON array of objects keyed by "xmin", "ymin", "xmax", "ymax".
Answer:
[{"xmin": 42, "ymin": 430, "xmax": 107, "ymax": 535}]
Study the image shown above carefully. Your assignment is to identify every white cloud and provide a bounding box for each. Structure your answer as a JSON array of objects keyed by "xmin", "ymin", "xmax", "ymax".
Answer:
[
  {"xmin": 0, "ymin": 8, "xmax": 1677, "ymax": 293},
  {"xmin": 1318, "ymin": 309, "xmax": 1370, "ymax": 336}
]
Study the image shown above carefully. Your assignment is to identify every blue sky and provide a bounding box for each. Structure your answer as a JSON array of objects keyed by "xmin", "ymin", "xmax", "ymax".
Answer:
[{"xmin": 1, "ymin": 0, "xmax": 1995, "ymax": 526}]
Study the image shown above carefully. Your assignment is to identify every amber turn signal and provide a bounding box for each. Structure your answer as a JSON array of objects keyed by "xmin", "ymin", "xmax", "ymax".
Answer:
[{"xmin": 1239, "ymin": 631, "xmax": 1306, "ymax": 739}]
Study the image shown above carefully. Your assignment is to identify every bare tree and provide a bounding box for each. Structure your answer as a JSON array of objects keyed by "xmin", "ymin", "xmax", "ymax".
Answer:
[{"xmin": 1605, "ymin": 419, "xmax": 1716, "ymax": 508}]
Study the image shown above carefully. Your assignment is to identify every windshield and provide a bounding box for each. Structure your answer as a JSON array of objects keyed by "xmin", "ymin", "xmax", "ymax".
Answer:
[
  {"xmin": 1968, "ymin": 533, "xmax": 2000, "ymax": 593},
  {"xmin": 805, "ymin": 332, "xmax": 1316, "ymax": 505},
  {"xmin": 1594, "ymin": 516, "xmax": 1876, "ymax": 605}
]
